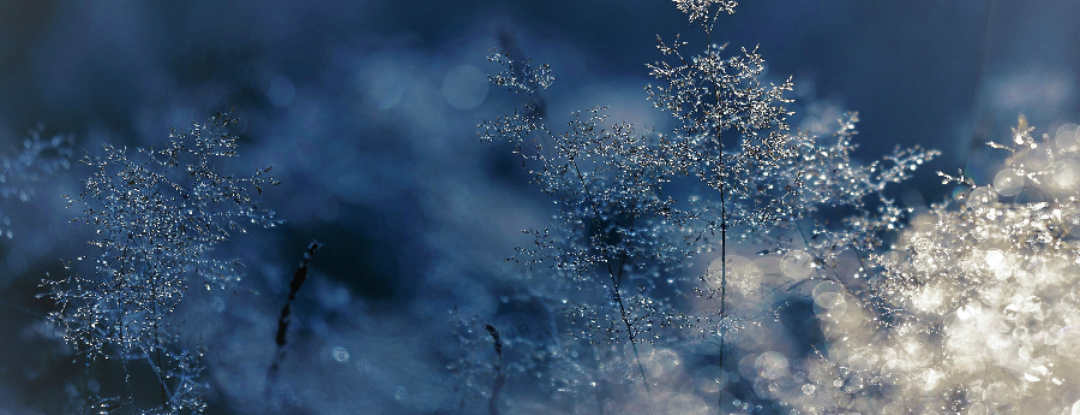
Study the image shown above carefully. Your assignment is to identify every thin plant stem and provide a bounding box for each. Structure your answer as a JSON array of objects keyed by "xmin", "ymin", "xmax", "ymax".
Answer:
[
  {"xmin": 267, "ymin": 240, "xmax": 322, "ymax": 396},
  {"xmin": 707, "ymin": 17, "xmax": 729, "ymax": 414},
  {"xmin": 558, "ymin": 139, "xmax": 653, "ymax": 402},
  {"xmin": 591, "ymin": 343, "xmax": 605, "ymax": 415},
  {"xmin": 485, "ymin": 324, "xmax": 506, "ymax": 415},
  {"xmin": 718, "ymin": 180, "xmax": 728, "ymax": 413}
]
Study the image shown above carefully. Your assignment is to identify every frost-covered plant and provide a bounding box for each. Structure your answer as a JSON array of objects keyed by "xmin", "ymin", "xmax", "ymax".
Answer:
[
  {"xmin": 39, "ymin": 114, "xmax": 279, "ymax": 414},
  {"xmin": 482, "ymin": 6, "xmax": 804, "ymax": 404},
  {"xmin": 480, "ymin": 1, "xmax": 936, "ymax": 413}
]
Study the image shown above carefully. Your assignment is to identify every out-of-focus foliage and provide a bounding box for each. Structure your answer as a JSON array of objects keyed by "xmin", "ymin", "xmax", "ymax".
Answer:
[{"xmin": 0, "ymin": 128, "xmax": 72, "ymax": 236}]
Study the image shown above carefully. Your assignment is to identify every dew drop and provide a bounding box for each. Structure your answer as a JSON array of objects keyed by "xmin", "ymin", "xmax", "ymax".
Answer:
[
  {"xmin": 780, "ymin": 250, "xmax": 813, "ymax": 280},
  {"xmin": 993, "ymin": 169, "xmax": 1023, "ymax": 197}
]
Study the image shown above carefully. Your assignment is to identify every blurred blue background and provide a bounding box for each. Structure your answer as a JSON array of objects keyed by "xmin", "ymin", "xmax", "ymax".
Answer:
[{"xmin": 0, "ymin": 0, "xmax": 1078, "ymax": 413}]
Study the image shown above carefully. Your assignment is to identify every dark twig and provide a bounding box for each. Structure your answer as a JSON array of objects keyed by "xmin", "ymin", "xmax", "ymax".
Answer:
[
  {"xmin": 485, "ymin": 324, "xmax": 506, "ymax": 415},
  {"xmin": 266, "ymin": 240, "xmax": 322, "ymax": 393}
]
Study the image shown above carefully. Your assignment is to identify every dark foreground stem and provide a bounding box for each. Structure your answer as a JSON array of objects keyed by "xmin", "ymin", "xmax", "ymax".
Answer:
[
  {"xmin": 485, "ymin": 324, "xmax": 506, "ymax": 415},
  {"xmin": 266, "ymin": 240, "xmax": 322, "ymax": 393}
]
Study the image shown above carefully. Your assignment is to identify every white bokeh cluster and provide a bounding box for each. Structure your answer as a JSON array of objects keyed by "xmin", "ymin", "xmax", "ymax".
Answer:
[{"xmin": 766, "ymin": 117, "xmax": 1080, "ymax": 414}]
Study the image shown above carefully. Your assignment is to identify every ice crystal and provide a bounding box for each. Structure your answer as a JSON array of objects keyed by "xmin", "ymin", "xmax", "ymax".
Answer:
[{"xmin": 39, "ymin": 113, "xmax": 279, "ymax": 414}]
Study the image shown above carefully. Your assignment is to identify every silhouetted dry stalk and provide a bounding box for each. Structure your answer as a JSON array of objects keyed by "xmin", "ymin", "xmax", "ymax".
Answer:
[
  {"xmin": 485, "ymin": 324, "xmax": 506, "ymax": 415},
  {"xmin": 266, "ymin": 240, "xmax": 322, "ymax": 393}
]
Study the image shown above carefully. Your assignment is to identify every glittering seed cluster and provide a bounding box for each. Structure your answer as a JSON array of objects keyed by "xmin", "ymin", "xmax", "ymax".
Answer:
[{"xmin": 39, "ymin": 114, "xmax": 278, "ymax": 414}]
